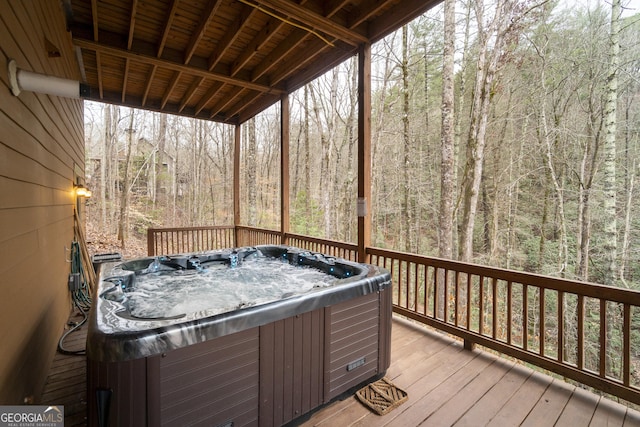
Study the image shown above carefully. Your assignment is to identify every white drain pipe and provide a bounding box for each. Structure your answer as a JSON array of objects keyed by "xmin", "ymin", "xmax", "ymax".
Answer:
[{"xmin": 8, "ymin": 59, "xmax": 90, "ymax": 98}]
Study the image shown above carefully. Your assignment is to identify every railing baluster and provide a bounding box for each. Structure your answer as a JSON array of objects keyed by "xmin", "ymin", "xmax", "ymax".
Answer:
[
  {"xmin": 492, "ymin": 277, "xmax": 498, "ymax": 340},
  {"xmin": 600, "ymin": 299, "xmax": 607, "ymax": 377},
  {"xmin": 414, "ymin": 262, "xmax": 419, "ymax": 313},
  {"xmin": 454, "ymin": 271, "xmax": 460, "ymax": 327},
  {"xmin": 479, "ymin": 275, "xmax": 485, "ymax": 336},
  {"xmin": 540, "ymin": 288, "xmax": 545, "ymax": 357},
  {"xmin": 624, "ymin": 304, "xmax": 631, "ymax": 387},
  {"xmin": 578, "ymin": 294, "xmax": 584, "ymax": 370},
  {"xmin": 433, "ymin": 267, "xmax": 438, "ymax": 318},
  {"xmin": 523, "ymin": 284, "xmax": 528, "ymax": 352},
  {"xmin": 423, "ymin": 264, "xmax": 428, "ymax": 316},
  {"xmin": 507, "ymin": 281, "xmax": 512, "ymax": 345},
  {"xmin": 444, "ymin": 269, "xmax": 450, "ymax": 323},
  {"xmin": 558, "ymin": 291, "xmax": 564, "ymax": 363},
  {"xmin": 466, "ymin": 272, "xmax": 472, "ymax": 331}
]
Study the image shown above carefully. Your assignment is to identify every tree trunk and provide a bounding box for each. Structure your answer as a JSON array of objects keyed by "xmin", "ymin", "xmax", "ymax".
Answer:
[
  {"xmin": 155, "ymin": 113, "xmax": 167, "ymax": 207},
  {"xmin": 401, "ymin": 24, "xmax": 415, "ymax": 252},
  {"xmin": 602, "ymin": 0, "xmax": 620, "ymax": 286},
  {"xmin": 439, "ymin": 0, "xmax": 455, "ymax": 260},
  {"xmin": 117, "ymin": 110, "xmax": 135, "ymax": 249},
  {"xmin": 247, "ymin": 117, "xmax": 257, "ymax": 226}
]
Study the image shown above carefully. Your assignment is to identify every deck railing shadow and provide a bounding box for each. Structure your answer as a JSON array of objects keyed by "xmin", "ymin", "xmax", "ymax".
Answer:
[{"xmin": 147, "ymin": 225, "xmax": 640, "ymax": 406}]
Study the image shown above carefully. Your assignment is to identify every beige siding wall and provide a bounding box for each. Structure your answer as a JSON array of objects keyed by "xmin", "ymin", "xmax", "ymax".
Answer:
[{"xmin": 0, "ymin": 1, "xmax": 84, "ymax": 403}]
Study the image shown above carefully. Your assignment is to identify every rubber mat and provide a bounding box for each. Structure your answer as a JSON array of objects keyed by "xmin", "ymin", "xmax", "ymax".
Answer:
[{"xmin": 355, "ymin": 377, "xmax": 408, "ymax": 415}]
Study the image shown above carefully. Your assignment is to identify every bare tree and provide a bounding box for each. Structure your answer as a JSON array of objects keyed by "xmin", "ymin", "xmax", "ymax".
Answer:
[
  {"xmin": 439, "ymin": 0, "xmax": 456, "ymax": 260},
  {"xmin": 602, "ymin": 0, "xmax": 621, "ymax": 286}
]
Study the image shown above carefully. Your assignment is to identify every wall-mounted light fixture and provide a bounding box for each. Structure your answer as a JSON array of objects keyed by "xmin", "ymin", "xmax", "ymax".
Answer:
[
  {"xmin": 8, "ymin": 59, "xmax": 90, "ymax": 99},
  {"xmin": 75, "ymin": 185, "xmax": 92, "ymax": 198}
]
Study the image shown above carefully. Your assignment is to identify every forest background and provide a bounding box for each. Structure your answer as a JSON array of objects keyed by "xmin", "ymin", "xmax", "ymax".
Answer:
[{"xmin": 84, "ymin": 0, "xmax": 640, "ymax": 292}]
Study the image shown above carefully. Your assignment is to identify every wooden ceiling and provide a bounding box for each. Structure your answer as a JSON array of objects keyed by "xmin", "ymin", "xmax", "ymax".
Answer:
[{"xmin": 66, "ymin": 0, "xmax": 441, "ymax": 125}]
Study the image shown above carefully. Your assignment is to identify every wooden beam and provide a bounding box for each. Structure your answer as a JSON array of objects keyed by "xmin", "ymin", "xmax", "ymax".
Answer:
[
  {"xmin": 184, "ymin": 0, "xmax": 222, "ymax": 64},
  {"xmin": 210, "ymin": 87, "xmax": 247, "ymax": 120},
  {"xmin": 280, "ymin": 95, "xmax": 290, "ymax": 241},
  {"xmin": 141, "ymin": 64, "xmax": 157, "ymax": 106},
  {"xmin": 366, "ymin": 0, "xmax": 441, "ymax": 43},
  {"xmin": 357, "ymin": 43, "xmax": 371, "ymax": 263},
  {"xmin": 91, "ymin": 0, "xmax": 98, "ymax": 41},
  {"xmin": 161, "ymin": 71, "xmax": 182, "ymax": 109},
  {"xmin": 231, "ymin": 18, "xmax": 279, "ymax": 77},
  {"xmin": 234, "ymin": 124, "xmax": 241, "ymax": 233},
  {"xmin": 255, "ymin": 0, "xmax": 367, "ymax": 45},
  {"xmin": 179, "ymin": 76, "xmax": 204, "ymax": 112},
  {"xmin": 127, "ymin": 0, "xmax": 138, "ymax": 50},
  {"xmin": 208, "ymin": 6, "xmax": 256, "ymax": 71},
  {"xmin": 121, "ymin": 58, "xmax": 130, "ymax": 102},
  {"xmin": 195, "ymin": 81, "xmax": 225, "ymax": 115},
  {"xmin": 73, "ymin": 35, "xmax": 284, "ymax": 95},
  {"xmin": 158, "ymin": 0, "xmax": 179, "ymax": 57},
  {"xmin": 95, "ymin": 51, "xmax": 104, "ymax": 99}
]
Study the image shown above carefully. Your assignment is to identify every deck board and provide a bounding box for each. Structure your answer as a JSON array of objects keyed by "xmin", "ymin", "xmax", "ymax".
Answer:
[
  {"xmin": 40, "ymin": 315, "xmax": 639, "ymax": 427},
  {"xmin": 302, "ymin": 317, "xmax": 640, "ymax": 427}
]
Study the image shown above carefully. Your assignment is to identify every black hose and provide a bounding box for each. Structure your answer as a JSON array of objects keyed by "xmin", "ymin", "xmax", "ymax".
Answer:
[{"xmin": 57, "ymin": 241, "xmax": 92, "ymax": 356}]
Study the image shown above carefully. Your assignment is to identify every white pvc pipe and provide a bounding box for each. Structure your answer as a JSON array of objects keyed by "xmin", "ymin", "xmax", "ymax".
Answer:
[{"xmin": 8, "ymin": 59, "xmax": 89, "ymax": 98}]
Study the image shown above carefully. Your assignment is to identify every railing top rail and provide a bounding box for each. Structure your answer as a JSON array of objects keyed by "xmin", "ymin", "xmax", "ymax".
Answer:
[
  {"xmin": 148, "ymin": 225, "xmax": 235, "ymax": 233},
  {"xmin": 285, "ymin": 232, "xmax": 358, "ymax": 251},
  {"xmin": 235, "ymin": 225, "xmax": 283, "ymax": 235},
  {"xmin": 367, "ymin": 246, "xmax": 640, "ymax": 305}
]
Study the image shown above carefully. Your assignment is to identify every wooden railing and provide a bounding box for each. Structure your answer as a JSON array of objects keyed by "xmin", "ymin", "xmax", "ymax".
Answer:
[
  {"xmin": 147, "ymin": 226, "xmax": 235, "ymax": 256},
  {"xmin": 284, "ymin": 232, "xmax": 358, "ymax": 261},
  {"xmin": 367, "ymin": 246, "xmax": 640, "ymax": 405},
  {"xmin": 235, "ymin": 225, "xmax": 283, "ymax": 246},
  {"xmin": 146, "ymin": 225, "xmax": 640, "ymax": 405}
]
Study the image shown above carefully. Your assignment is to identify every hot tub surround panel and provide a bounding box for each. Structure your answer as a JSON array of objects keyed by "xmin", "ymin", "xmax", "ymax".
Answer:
[{"xmin": 87, "ymin": 245, "xmax": 392, "ymax": 427}]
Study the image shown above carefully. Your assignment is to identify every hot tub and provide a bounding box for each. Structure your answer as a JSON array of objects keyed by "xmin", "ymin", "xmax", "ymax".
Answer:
[{"xmin": 87, "ymin": 245, "xmax": 392, "ymax": 426}]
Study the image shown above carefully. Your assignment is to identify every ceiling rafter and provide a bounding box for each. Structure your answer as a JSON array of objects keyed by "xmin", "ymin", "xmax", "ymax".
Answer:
[
  {"xmin": 127, "ymin": 0, "xmax": 138, "ymax": 50},
  {"xmin": 208, "ymin": 5, "xmax": 256, "ymax": 71},
  {"xmin": 158, "ymin": 0, "xmax": 179, "ymax": 58},
  {"xmin": 250, "ymin": 0, "xmax": 352, "ymax": 86},
  {"xmin": 70, "ymin": 0, "xmax": 442, "ymax": 124},
  {"xmin": 142, "ymin": 65, "xmax": 157, "ymax": 106},
  {"xmin": 122, "ymin": 0, "xmax": 138, "ymax": 103},
  {"xmin": 142, "ymin": 0, "xmax": 181, "ymax": 106},
  {"xmin": 195, "ymin": 5, "xmax": 257, "ymax": 114},
  {"xmin": 231, "ymin": 16, "xmax": 279, "ymax": 77},
  {"xmin": 230, "ymin": 0, "xmax": 310, "ymax": 78},
  {"xmin": 185, "ymin": 0, "xmax": 223, "ymax": 64},
  {"xmin": 195, "ymin": 82, "xmax": 225, "ymax": 115},
  {"xmin": 210, "ymin": 87, "xmax": 246, "ymax": 120},
  {"xmin": 180, "ymin": 76, "xmax": 204, "ymax": 113},
  {"xmin": 73, "ymin": 34, "xmax": 284, "ymax": 95},
  {"xmin": 122, "ymin": 59, "xmax": 130, "ymax": 103},
  {"xmin": 226, "ymin": 90, "xmax": 263, "ymax": 121},
  {"xmin": 161, "ymin": 71, "xmax": 182, "ymax": 109},
  {"xmin": 254, "ymin": 0, "xmax": 368, "ymax": 45},
  {"xmin": 90, "ymin": 0, "xmax": 103, "ymax": 98}
]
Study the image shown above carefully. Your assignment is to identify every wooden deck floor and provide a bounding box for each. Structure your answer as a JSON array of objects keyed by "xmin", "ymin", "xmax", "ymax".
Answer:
[
  {"xmin": 40, "ymin": 315, "xmax": 640, "ymax": 426},
  {"xmin": 301, "ymin": 317, "xmax": 640, "ymax": 427}
]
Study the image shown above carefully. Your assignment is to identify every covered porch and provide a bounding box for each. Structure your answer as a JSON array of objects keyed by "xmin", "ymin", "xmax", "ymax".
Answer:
[{"xmin": 3, "ymin": 0, "xmax": 640, "ymax": 425}]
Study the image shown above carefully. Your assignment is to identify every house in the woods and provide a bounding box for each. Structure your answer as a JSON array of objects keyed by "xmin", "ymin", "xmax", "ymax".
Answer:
[{"xmin": 2, "ymin": 0, "xmax": 640, "ymax": 425}]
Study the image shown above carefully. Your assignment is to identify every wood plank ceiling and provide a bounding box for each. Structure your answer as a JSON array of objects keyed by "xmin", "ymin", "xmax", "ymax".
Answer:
[{"xmin": 66, "ymin": 0, "xmax": 441, "ymax": 125}]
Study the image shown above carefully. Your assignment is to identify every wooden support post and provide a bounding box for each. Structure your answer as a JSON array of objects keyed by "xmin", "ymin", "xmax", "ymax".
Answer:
[
  {"xmin": 233, "ymin": 123, "xmax": 241, "ymax": 246},
  {"xmin": 357, "ymin": 43, "xmax": 371, "ymax": 264},
  {"xmin": 281, "ymin": 95, "xmax": 290, "ymax": 245},
  {"xmin": 464, "ymin": 339, "xmax": 476, "ymax": 351}
]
